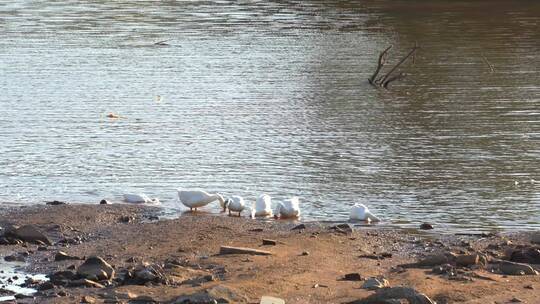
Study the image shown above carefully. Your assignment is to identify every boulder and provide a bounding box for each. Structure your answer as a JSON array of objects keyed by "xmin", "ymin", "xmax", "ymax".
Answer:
[
  {"xmin": 509, "ymin": 247, "xmax": 540, "ymax": 264},
  {"xmin": 77, "ymin": 256, "xmax": 115, "ymax": 280},
  {"xmin": 499, "ymin": 261, "xmax": 538, "ymax": 275},
  {"xmin": 49, "ymin": 270, "xmax": 77, "ymax": 285},
  {"xmin": 361, "ymin": 277, "xmax": 390, "ymax": 290},
  {"xmin": 7, "ymin": 225, "xmax": 52, "ymax": 245}
]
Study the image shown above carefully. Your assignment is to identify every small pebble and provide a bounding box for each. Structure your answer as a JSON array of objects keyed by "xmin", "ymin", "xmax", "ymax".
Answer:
[{"xmin": 301, "ymin": 251, "xmax": 310, "ymax": 256}]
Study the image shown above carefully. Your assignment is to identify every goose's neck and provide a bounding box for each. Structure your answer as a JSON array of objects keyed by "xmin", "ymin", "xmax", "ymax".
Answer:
[{"xmin": 213, "ymin": 193, "xmax": 224, "ymax": 205}]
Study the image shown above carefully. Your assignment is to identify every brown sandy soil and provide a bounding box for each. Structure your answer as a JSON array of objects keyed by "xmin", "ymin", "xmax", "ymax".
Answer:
[{"xmin": 0, "ymin": 204, "xmax": 539, "ymax": 304}]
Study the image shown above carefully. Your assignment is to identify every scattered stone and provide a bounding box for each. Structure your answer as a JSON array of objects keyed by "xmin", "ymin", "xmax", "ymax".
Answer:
[
  {"xmin": 118, "ymin": 215, "xmax": 135, "ymax": 223},
  {"xmin": 261, "ymin": 296, "xmax": 286, "ymax": 304},
  {"xmin": 524, "ymin": 284, "xmax": 534, "ymax": 289},
  {"xmin": 55, "ymin": 251, "xmax": 81, "ymax": 261},
  {"xmin": 342, "ymin": 273, "xmax": 362, "ymax": 281},
  {"xmin": 99, "ymin": 199, "xmax": 110, "ymax": 205},
  {"xmin": 301, "ymin": 251, "xmax": 310, "ymax": 256},
  {"xmin": 37, "ymin": 246, "xmax": 48, "ymax": 251},
  {"xmin": 330, "ymin": 224, "xmax": 353, "ymax": 234},
  {"xmin": 81, "ymin": 295, "xmax": 97, "ymax": 303},
  {"xmin": 249, "ymin": 228, "xmax": 264, "ymax": 232},
  {"xmin": 499, "ymin": 260, "xmax": 539, "ymax": 276},
  {"xmin": 4, "ymin": 253, "xmax": 25, "ymax": 262},
  {"xmin": 361, "ymin": 277, "xmax": 390, "ymax": 290},
  {"xmin": 262, "ymin": 239, "xmax": 278, "ymax": 246},
  {"xmin": 77, "ymin": 256, "xmax": 115, "ymax": 280},
  {"xmin": 6, "ymin": 225, "xmax": 52, "ymax": 245},
  {"xmin": 37, "ymin": 281, "xmax": 55, "ymax": 291},
  {"xmin": 219, "ymin": 246, "xmax": 272, "ymax": 256},
  {"xmin": 291, "ymin": 224, "xmax": 306, "ymax": 230},
  {"xmin": 456, "ymin": 254, "xmax": 480, "ymax": 267},
  {"xmin": 420, "ymin": 223, "xmax": 434, "ymax": 230},
  {"xmin": 67, "ymin": 279, "xmax": 105, "ymax": 288},
  {"xmin": 510, "ymin": 297, "xmax": 523, "ymax": 303},
  {"xmin": 131, "ymin": 295, "xmax": 158, "ymax": 303},
  {"xmin": 348, "ymin": 286, "xmax": 435, "ymax": 304},
  {"xmin": 45, "ymin": 200, "xmax": 66, "ymax": 205},
  {"xmin": 183, "ymin": 274, "xmax": 215, "ymax": 286},
  {"xmin": 56, "ymin": 290, "xmax": 68, "ymax": 297}
]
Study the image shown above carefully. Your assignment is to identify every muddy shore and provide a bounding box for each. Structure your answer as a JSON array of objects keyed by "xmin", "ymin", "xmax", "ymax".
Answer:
[{"xmin": 0, "ymin": 203, "xmax": 539, "ymax": 304}]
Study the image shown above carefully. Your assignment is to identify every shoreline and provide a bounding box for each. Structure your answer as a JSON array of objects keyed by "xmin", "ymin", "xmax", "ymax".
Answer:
[{"xmin": 0, "ymin": 203, "xmax": 539, "ymax": 303}]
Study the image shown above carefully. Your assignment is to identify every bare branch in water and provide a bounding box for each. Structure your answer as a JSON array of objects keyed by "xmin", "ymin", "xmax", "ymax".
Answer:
[
  {"xmin": 368, "ymin": 45, "xmax": 393, "ymax": 86},
  {"xmin": 481, "ymin": 54, "xmax": 495, "ymax": 73},
  {"xmin": 368, "ymin": 43, "xmax": 419, "ymax": 89}
]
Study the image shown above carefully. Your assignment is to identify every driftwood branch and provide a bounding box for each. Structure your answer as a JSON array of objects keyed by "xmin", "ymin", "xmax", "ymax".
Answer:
[
  {"xmin": 368, "ymin": 45, "xmax": 393, "ymax": 85},
  {"xmin": 481, "ymin": 54, "xmax": 494, "ymax": 73},
  {"xmin": 369, "ymin": 43, "xmax": 419, "ymax": 89}
]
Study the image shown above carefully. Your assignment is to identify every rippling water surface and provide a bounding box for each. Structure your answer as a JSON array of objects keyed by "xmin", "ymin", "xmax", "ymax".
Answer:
[{"xmin": 1, "ymin": 1, "xmax": 539, "ymax": 231}]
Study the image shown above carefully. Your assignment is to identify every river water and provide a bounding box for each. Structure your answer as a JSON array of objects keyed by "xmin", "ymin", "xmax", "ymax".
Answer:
[{"xmin": 1, "ymin": 1, "xmax": 539, "ymax": 231}]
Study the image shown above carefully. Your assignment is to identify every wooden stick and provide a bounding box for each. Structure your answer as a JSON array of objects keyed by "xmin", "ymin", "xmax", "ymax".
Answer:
[
  {"xmin": 368, "ymin": 45, "xmax": 393, "ymax": 85},
  {"xmin": 481, "ymin": 54, "xmax": 494, "ymax": 73},
  {"xmin": 379, "ymin": 44, "xmax": 419, "ymax": 85}
]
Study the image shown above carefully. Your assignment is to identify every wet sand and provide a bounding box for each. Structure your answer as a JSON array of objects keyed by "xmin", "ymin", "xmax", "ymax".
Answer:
[{"xmin": 0, "ymin": 203, "xmax": 539, "ymax": 303}]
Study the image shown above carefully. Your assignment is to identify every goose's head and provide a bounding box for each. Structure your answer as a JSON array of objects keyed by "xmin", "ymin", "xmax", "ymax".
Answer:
[{"xmin": 223, "ymin": 198, "xmax": 232, "ymax": 212}]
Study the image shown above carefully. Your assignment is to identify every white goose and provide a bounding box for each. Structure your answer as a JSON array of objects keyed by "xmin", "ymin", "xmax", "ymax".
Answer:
[
  {"xmin": 274, "ymin": 197, "xmax": 301, "ymax": 219},
  {"xmin": 224, "ymin": 196, "xmax": 246, "ymax": 216},
  {"xmin": 177, "ymin": 190, "xmax": 225, "ymax": 211},
  {"xmin": 123, "ymin": 193, "xmax": 160, "ymax": 205},
  {"xmin": 349, "ymin": 203, "xmax": 380, "ymax": 222},
  {"xmin": 252, "ymin": 194, "xmax": 273, "ymax": 218}
]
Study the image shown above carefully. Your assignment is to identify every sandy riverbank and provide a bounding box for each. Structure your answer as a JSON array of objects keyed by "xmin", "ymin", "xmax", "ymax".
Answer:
[{"xmin": 0, "ymin": 203, "xmax": 539, "ymax": 303}]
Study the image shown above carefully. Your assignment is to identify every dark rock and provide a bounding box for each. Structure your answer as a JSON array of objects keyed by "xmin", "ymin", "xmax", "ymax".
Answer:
[
  {"xmin": 5, "ymin": 225, "xmax": 52, "ymax": 245},
  {"xmin": 301, "ymin": 251, "xmax": 310, "ymax": 256},
  {"xmin": 330, "ymin": 224, "xmax": 353, "ymax": 234},
  {"xmin": 37, "ymin": 281, "xmax": 55, "ymax": 291},
  {"xmin": 183, "ymin": 274, "xmax": 215, "ymax": 286},
  {"xmin": 49, "ymin": 270, "xmax": 77, "ymax": 284},
  {"xmin": 55, "ymin": 251, "xmax": 81, "ymax": 261},
  {"xmin": 4, "ymin": 253, "xmax": 25, "ymax": 262},
  {"xmin": 77, "ymin": 256, "xmax": 115, "ymax": 280},
  {"xmin": 99, "ymin": 199, "xmax": 110, "ymax": 205},
  {"xmin": 262, "ymin": 239, "xmax": 277, "ymax": 246},
  {"xmin": 56, "ymin": 290, "xmax": 68, "ymax": 297},
  {"xmin": 45, "ymin": 200, "xmax": 66, "ymax": 206},
  {"xmin": 291, "ymin": 224, "xmax": 306, "ymax": 230},
  {"xmin": 420, "ymin": 223, "xmax": 434, "ymax": 230},
  {"xmin": 37, "ymin": 246, "xmax": 48, "ymax": 251},
  {"xmin": 118, "ymin": 215, "xmax": 135, "ymax": 223},
  {"xmin": 509, "ymin": 247, "xmax": 540, "ymax": 264},
  {"xmin": 499, "ymin": 260, "xmax": 539, "ymax": 276},
  {"xmin": 342, "ymin": 273, "xmax": 362, "ymax": 281},
  {"xmin": 510, "ymin": 297, "xmax": 523, "ymax": 303}
]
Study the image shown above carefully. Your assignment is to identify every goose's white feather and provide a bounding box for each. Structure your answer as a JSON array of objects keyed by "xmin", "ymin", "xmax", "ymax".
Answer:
[
  {"xmin": 123, "ymin": 193, "xmax": 160, "ymax": 205},
  {"xmin": 178, "ymin": 189, "xmax": 224, "ymax": 209},
  {"xmin": 275, "ymin": 197, "xmax": 300, "ymax": 219},
  {"xmin": 349, "ymin": 203, "xmax": 380, "ymax": 222},
  {"xmin": 226, "ymin": 196, "xmax": 246, "ymax": 214},
  {"xmin": 252, "ymin": 194, "xmax": 273, "ymax": 217}
]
